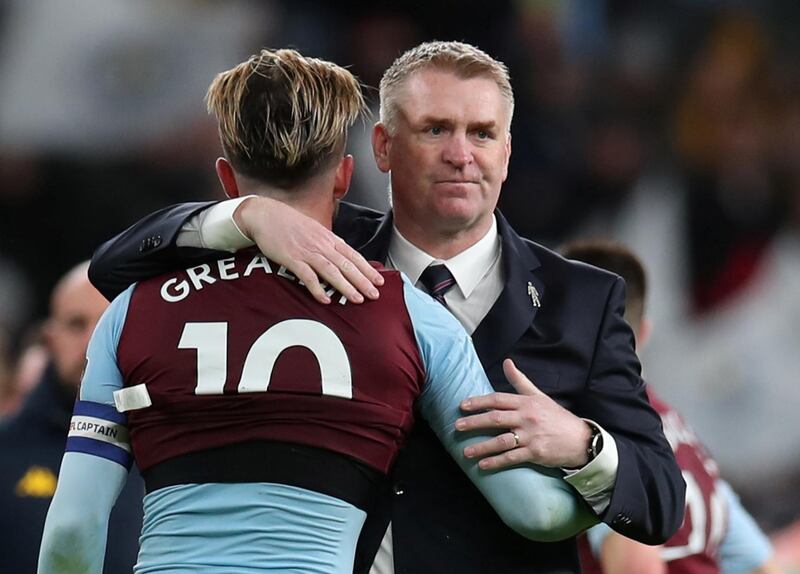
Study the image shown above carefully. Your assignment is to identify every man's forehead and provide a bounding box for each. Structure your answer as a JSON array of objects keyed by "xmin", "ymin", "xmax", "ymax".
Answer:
[{"xmin": 394, "ymin": 69, "xmax": 510, "ymax": 128}]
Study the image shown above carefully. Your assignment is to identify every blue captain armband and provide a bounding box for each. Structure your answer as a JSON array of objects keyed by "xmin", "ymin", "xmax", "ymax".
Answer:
[{"xmin": 66, "ymin": 400, "xmax": 132, "ymax": 470}]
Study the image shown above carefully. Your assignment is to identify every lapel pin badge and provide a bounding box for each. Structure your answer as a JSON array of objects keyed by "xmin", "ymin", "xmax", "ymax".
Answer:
[{"xmin": 527, "ymin": 282, "xmax": 541, "ymax": 307}]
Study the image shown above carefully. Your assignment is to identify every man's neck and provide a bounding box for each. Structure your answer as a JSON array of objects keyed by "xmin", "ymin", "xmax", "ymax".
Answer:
[{"xmin": 241, "ymin": 181, "xmax": 336, "ymax": 230}]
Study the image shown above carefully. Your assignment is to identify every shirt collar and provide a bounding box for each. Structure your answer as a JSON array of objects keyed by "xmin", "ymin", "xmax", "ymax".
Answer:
[{"xmin": 388, "ymin": 216, "xmax": 500, "ymax": 298}]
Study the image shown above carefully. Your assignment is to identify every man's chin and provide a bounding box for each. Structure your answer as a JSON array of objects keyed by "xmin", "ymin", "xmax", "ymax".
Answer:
[{"xmin": 432, "ymin": 208, "xmax": 486, "ymax": 236}]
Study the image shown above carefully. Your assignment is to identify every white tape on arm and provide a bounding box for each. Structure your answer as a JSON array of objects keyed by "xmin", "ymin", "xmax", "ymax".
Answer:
[{"xmin": 113, "ymin": 384, "xmax": 153, "ymax": 412}]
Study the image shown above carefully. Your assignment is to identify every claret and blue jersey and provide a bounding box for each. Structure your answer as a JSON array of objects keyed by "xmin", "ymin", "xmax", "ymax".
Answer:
[{"xmin": 39, "ymin": 251, "xmax": 596, "ymax": 573}]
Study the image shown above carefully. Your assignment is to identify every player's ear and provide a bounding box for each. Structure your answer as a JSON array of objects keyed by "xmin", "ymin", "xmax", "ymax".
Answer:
[
  {"xmin": 333, "ymin": 155, "xmax": 354, "ymax": 200},
  {"xmin": 216, "ymin": 157, "xmax": 240, "ymax": 199},
  {"xmin": 372, "ymin": 123, "xmax": 391, "ymax": 173}
]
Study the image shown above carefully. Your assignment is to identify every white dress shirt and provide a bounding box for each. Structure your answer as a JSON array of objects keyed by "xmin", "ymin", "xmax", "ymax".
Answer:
[{"xmin": 386, "ymin": 219, "xmax": 503, "ymax": 335}]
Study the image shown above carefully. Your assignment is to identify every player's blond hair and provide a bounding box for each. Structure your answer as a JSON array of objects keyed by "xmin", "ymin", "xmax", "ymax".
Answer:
[
  {"xmin": 206, "ymin": 48, "xmax": 366, "ymax": 188},
  {"xmin": 379, "ymin": 41, "xmax": 514, "ymax": 134}
]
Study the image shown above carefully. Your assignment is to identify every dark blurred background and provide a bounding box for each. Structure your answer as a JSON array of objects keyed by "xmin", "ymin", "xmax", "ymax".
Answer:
[{"xmin": 0, "ymin": 0, "xmax": 798, "ymax": 548}]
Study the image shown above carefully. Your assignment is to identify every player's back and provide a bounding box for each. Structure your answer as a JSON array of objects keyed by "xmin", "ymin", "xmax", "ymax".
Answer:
[{"xmin": 113, "ymin": 250, "xmax": 426, "ymax": 572}]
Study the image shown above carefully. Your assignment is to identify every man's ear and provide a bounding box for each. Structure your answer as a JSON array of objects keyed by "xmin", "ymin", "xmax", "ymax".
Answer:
[
  {"xmin": 372, "ymin": 123, "xmax": 392, "ymax": 174},
  {"xmin": 502, "ymin": 132, "xmax": 512, "ymax": 182},
  {"xmin": 215, "ymin": 157, "xmax": 240, "ymax": 199},
  {"xmin": 334, "ymin": 155, "xmax": 354, "ymax": 200}
]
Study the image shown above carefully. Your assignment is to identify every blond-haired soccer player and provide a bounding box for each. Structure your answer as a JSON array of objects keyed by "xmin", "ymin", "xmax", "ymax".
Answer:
[{"xmin": 38, "ymin": 49, "xmax": 596, "ymax": 574}]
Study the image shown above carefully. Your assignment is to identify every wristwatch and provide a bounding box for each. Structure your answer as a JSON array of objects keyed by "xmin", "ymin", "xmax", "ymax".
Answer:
[{"xmin": 586, "ymin": 422, "xmax": 603, "ymax": 463}]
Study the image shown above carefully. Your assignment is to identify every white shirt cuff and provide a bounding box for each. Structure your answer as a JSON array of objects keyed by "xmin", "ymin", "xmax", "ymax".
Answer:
[
  {"xmin": 563, "ymin": 419, "xmax": 618, "ymax": 515},
  {"xmin": 176, "ymin": 196, "xmax": 255, "ymax": 251}
]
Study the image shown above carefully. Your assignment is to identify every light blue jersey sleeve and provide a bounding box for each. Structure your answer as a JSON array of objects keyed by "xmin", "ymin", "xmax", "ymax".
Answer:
[
  {"xmin": 402, "ymin": 277, "xmax": 598, "ymax": 541},
  {"xmin": 586, "ymin": 479, "xmax": 775, "ymax": 574},
  {"xmin": 38, "ymin": 285, "xmax": 136, "ymax": 574},
  {"xmin": 718, "ymin": 480, "xmax": 774, "ymax": 574}
]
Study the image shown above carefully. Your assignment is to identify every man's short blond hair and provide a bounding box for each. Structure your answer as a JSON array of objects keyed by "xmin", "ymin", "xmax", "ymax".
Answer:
[
  {"xmin": 379, "ymin": 41, "xmax": 514, "ymax": 133},
  {"xmin": 206, "ymin": 48, "xmax": 366, "ymax": 189}
]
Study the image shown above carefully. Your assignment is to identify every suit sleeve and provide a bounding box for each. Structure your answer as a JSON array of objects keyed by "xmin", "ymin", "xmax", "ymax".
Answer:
[
  {"xmin": 38, "ymin": 287, "xmax": 135, "ymax": 574},
  {"xmin": 404, "ymin": 279, "xmax": 599, "ymax": 542},
  {"xmin": 89, "ymin": 201, "xmax": 222, "ymax": 300},
  {"xmin": 580, "ymin": 276, "xmax": 685, "ymax": 544}
]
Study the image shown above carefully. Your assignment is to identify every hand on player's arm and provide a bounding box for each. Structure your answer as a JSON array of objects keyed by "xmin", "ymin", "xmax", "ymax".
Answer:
[
  {"xmin": 233, "ymin": 196, "xmax": 384, "ymax": 304},
  {"xmin": 456, "ymin": 359, "xmax": 593, "ymax": 469}
]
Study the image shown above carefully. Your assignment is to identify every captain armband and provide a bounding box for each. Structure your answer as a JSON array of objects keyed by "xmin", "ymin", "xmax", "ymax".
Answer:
[{"xmin": 66, "ymin": 400, "xmax": 132, "ymax": 470}]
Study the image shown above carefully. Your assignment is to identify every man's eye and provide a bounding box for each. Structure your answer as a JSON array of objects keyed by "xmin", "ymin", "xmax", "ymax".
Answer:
[
  {"xmin": 476, "ymin": 130, "xmax": 490, "ymax": 140},
  {"xmin": 428, "ymin": 126, "xmax": 443, "ymax": 135}
]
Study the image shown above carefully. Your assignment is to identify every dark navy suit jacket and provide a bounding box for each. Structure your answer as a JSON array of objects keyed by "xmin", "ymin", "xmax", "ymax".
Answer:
[{"xmin": 90, "ymin": 200, "xmax": 685, "ymax": 574}]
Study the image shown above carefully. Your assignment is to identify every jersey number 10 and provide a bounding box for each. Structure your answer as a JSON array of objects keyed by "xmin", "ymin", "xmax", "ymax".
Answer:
[{"xmin": 178, "ymin": 320, "xmax": 353, "ymax": 399}]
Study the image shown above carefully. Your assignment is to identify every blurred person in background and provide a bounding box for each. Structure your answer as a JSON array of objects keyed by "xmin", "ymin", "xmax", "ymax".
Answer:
[
  {"xmin": 560, "ymin": 239, "xmax": 780, "ymax": 574},
  {"xmin": 0, "ymin": 326, "xmax": 47, "ymax": 418},
  {"xmin": 0, "ymin": 261, "xmax": 143, "ymax": 574},
  {"xmin": 564, "ymin": 8, "xmax": 800, "ymax": 538}
]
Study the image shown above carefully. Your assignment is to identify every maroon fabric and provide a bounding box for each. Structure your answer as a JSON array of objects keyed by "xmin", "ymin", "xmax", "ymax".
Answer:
[
  {"xmin": 579, "ymin": 389, "xmax": 725, "ymax": 574},
  {"xmin": 116, "ymin": 252, "xmax": 425, "ymax": 474}
]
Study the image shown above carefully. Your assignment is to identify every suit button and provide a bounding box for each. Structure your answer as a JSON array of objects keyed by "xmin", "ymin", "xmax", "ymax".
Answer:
[
  {"xmin": 393, "ymin": 484, "xmax": 404, "ymax": 496},
  {"xmin": 612, "ymin": 513, "xmax": 631, "ymax": 527},
  {"xmin": 139, "ymin": 235, "xmax": 162, "ymax": 253}
]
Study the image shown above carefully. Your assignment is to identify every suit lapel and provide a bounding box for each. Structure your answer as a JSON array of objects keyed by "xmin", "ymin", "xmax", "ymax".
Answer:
[{"xmin": 471, "ymin": 211, "xmax": 544, "ymax": 369}]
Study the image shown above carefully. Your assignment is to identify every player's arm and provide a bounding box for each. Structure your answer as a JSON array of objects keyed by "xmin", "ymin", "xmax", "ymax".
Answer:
[
  {"xmin": 38, "ymin": 287, "xmax": 136, "ymax": 574},
  {"xmin": 404, "ymin": 280, "xmax": 599, "ymax": 542},
  {"xmin": 716, "ymin": 480, "xmax": 779, "ymax": 574},
  {"xmin": 38, "ymin": 438, "xmax": 130, "ymax": 573}
]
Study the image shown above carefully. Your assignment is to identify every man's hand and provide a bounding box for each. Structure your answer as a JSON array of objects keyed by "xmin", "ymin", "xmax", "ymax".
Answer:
[
  {"xmin": 235, "ymin": 197, "xmax": 384, "ymax": 304},
  {"xmin": 456, "ymin": 359, "xmax": 592, "ymax": 470}
]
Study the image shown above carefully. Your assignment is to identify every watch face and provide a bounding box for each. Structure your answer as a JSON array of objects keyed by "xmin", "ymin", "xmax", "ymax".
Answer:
[{"xmin": 589, "ymin": 428, "xmax": 603, "ymax": 459}]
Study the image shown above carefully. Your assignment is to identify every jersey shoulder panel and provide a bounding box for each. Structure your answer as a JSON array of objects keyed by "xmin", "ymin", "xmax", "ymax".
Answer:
[{"xmin": 80, "ymin": 283, "xmax": 136, "ymax": 406}]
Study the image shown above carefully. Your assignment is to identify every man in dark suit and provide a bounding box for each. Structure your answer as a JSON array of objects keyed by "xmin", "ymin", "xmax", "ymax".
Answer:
[{"xmin": 89, "ymin": 41, "xmax": 684, "ymax": 573}]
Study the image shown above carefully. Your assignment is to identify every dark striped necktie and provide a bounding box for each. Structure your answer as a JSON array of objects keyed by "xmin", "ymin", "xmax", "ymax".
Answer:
[{"xmin": 419, "ymin": 264, "xmax": 456, "ymax": 307}]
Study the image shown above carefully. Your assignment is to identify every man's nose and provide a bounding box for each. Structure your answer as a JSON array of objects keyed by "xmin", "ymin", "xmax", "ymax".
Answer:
[{"xmin": 442, "ymin": 133, "xmax": 472, "ymax": 167}]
